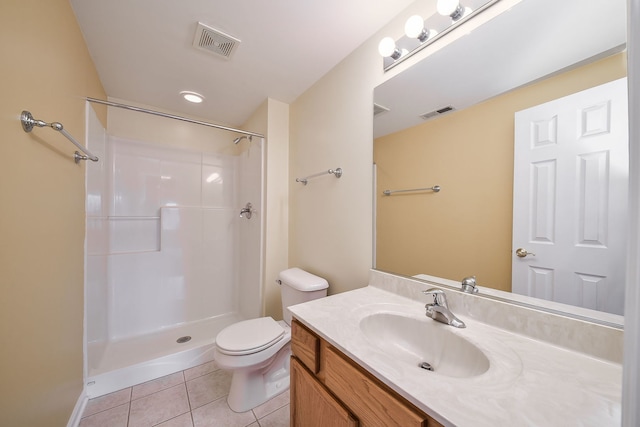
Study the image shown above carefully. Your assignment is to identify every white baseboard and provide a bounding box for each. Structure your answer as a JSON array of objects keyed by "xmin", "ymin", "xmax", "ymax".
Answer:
[{"xmin": 66, "ymin": 388, "xmax": 88, "ymax": 427}]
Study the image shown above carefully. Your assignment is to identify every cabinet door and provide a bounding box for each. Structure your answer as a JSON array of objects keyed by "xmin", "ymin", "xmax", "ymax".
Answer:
[{"xmin": 291, "ymin": 357, "xmax": 358, "ymax": 427}]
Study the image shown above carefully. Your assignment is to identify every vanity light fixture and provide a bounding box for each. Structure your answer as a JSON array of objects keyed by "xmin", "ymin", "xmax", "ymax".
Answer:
[
  {"xmin": 180, "ymin": 91, "xmax": 205, "ymax": 103},
  {"xmin": 378, "ymin": 0, "xmax": 501, "ymax": 71}
]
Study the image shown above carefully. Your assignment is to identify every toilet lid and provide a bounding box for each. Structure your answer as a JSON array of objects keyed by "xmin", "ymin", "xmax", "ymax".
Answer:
[{"xmin": 216, "ymin": 317, "xmax": 285, "ymax": 355}]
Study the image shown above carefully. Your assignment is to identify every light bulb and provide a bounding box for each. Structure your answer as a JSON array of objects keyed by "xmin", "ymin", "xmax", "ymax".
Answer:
[
  {"xmin": 437, "ymin": 0, "xmax": 461, "ymax": 16},
  {"xmin": 404, "ymin": 15, "xmax": 425, "ymax": 39},
  {"xmin": 378, "ymin": 37, "xmax": 398, "ymax": 58}
]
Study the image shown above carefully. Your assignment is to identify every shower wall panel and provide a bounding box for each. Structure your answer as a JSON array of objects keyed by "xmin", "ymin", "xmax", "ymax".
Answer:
[
  {"xmin": 236, "ymin": 141, "xmax": 265, "ymax": 319},
  {"xmin": 103, "ymin": 137, "xmax": 242, "ymax": 341},
  {"xmin": 86, "ymin": 104, "xmax": 109, "ymax": 354}
]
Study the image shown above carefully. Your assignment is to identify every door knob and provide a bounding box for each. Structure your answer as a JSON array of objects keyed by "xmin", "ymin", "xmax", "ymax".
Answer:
[{"xmin": 515, "ymin": 248, "xmax": 536, "ymax": 258}]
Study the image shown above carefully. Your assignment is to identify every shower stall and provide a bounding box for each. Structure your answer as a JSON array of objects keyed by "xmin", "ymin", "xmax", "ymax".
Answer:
[{"xmin": 84, "ymin": 102, "xmax": 264, "ymax": 397}]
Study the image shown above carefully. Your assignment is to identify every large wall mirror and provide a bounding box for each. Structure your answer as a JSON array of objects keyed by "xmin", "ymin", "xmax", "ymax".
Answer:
[{"xmin": 373, "ymin": 0, "xmax": 627, "ymax": 320}]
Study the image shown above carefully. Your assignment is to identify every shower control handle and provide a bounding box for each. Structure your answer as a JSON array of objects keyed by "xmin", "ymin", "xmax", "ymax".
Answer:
[{"xmin": 240, "ymin": 202, "xmax": 253, "ymax": 219}]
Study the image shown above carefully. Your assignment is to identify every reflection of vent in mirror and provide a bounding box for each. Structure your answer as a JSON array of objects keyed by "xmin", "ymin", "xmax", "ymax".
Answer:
[
  {"xmin": 193, "ymin": 22, "xmax": 240, "ymax": 59},
  {"xmin": 374, "ymin": 103, "xmax": 391, "ymax": 117},
  {"xmin": 420, "ymin": 106, "xmax": 455, "ymax": 120}
]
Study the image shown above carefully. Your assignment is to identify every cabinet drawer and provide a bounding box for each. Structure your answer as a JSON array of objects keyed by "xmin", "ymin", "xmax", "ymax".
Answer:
[
  {"xmin": 324, "ymin": 346, "xmax": 429, "ymax": 427},
  {"xmin": 291, "ymin": 319, "xmax": 320, "ymax": 373}
]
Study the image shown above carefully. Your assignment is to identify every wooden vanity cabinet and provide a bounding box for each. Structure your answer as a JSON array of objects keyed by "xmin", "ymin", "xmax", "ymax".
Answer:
[
  {"xmin": 290, "ymin": 358, "xmax": 358, "ymax": 427},
  {"xmin": 291, "ymin": 319, "xmax": 443, "ymax": 427}
]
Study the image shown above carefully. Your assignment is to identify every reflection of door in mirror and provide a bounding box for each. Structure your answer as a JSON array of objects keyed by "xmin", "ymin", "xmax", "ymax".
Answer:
[
  {"xmin": 374, "ymin": 53, "xmax": 627, "ymax": 296},
  {"xmin": 512, "ymin": 78, "xmax": 628, "ymax": 315}
]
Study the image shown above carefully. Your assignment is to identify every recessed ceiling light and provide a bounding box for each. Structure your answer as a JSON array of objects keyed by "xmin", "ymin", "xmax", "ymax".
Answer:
[{"xmin": 180, "ymin": 91, "xmax": 204, "ymax": 103}]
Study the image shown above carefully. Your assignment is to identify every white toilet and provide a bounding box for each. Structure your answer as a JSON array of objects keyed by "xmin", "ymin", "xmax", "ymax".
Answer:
[{"xmin": 214, "ymin": 268, "xmax": 329, "ymax": 412}]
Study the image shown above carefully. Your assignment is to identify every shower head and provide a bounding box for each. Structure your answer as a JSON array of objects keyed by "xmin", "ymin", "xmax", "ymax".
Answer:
[{"xmin": 233, "ymin": 135, "xmax": 253, "ymax": 144}]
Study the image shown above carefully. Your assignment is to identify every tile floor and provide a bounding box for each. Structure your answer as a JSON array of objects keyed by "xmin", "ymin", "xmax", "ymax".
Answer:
[{"xmin": 79, "ymin": 361, "xmax": 290, "ymax": 427}]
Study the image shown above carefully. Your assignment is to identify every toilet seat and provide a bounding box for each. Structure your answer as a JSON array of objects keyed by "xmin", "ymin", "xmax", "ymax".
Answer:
[{"xmin": 216, "ymin": 317, "xmax": 285, "ymax": 356}]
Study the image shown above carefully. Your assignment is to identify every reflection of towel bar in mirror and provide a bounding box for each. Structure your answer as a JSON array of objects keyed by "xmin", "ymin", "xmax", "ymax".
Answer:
[
  {"xmin": 383, "ymin": 185, "xmax": 441, "ymax": 195},
  {"xmin": 296, "ymin": 168, "xmax": 343, "ymax": 185}
]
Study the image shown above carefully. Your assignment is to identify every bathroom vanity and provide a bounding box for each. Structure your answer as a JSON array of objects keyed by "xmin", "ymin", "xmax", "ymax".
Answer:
[
  {"xmin": 291, "ymin": 319, "xmax": 442, "ymax": 426},
  {"xmin": 289, "ymin": 270, "xmax": 623, "ymax": 426}
]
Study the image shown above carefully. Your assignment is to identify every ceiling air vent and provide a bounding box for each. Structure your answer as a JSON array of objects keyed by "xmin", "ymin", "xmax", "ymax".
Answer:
[
  {"xmin": 373, "ymin": 103, "xmax": 390, "ymax": 117},
  {"xmin": 420, "ymin": 105, "xmax": 455, "ymax": 121},
  {"xmin": 193, "ymin": 22, "xmax": 240, "ymax": 60}
]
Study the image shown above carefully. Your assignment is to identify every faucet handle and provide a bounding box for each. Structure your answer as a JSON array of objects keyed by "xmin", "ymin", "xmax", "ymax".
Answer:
[
  {"xmin": 461, "ymin": 276, "xmax": 479, "ymax": 294},
  {"xmin": 422, "ymin": 288, "xmax": 446, "ymax": 306}
]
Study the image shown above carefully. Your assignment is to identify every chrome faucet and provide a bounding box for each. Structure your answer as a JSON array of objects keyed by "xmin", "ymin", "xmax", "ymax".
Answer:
[{"xmin": 422, "ymin": 288, "xmax": 466, "ymax": 328}]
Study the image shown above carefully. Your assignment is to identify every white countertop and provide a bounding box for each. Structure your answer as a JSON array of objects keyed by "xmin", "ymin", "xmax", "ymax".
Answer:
[{"xmin": 289, "ymin": 285, "xmax": 622, "ymax": 427}]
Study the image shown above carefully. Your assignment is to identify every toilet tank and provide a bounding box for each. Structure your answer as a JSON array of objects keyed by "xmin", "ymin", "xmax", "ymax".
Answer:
[{"xmin": 279, "ymin": 268, "xmax": 329, "ymax": 325}]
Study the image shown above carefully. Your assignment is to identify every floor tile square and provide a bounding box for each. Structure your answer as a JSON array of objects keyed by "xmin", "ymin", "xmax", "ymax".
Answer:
[
  {"xmin": 184, "ymin": 361, "xmax": 220, "ymax": 382},
  {"xmin": 252, "ymin": 390, "xmax": 290, "ymax": 419},
  {"xmin": 256, "ymin": 405, "xmax": 289, "ymax": 427},
  {"xmin": 191, "ymin": 397, "xmax": 256, "ymax": 427},
  {"xmin": 79, "ymin": 402, "xmax": 129, "ymax": 427},
  {"xmin": 132, "ymin": 371, "xmax": 185, "ymax": 400},
  {"xmin": 129, "ymin": 383, "xmax": 190, "ymax": 427},
  {"xmin": 156, "ymin": 412, "xmax": 195, "ymax": 427},
  {"xmin": 83, "ymin": 388, "xmax": 131, "ymax": 418},
  {"xmin": 186, "ymin": 369, "xmax": 232, "ymax": 409}
]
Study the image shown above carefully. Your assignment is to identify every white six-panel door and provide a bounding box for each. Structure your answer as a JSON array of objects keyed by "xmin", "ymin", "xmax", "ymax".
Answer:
[{"xmin": 512, "ymin": 78, "xmax": 628, "ymax": 315}]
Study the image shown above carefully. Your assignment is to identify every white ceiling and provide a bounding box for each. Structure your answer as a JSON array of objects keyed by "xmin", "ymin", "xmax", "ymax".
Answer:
[{"xmin": 69, "ymin": 0, "xmax": 416, "ymax": 127}]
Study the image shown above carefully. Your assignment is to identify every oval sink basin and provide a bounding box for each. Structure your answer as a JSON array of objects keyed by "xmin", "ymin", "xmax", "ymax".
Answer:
[{"xmin": 359, "ymin": 312, "xmax": 490, "ymax": 378}]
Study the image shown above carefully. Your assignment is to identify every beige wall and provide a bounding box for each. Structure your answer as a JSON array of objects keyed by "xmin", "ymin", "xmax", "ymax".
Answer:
[
  {"xmin": 374, "ymin": 53, "xmax": 626, "ymax": 292},
  {"xmin": 264, "ymin": 100, "xmax": 290, "ymax": 319},
  {"xmin": 0, "ymin": 0, "xmax": 106, "ymax": 426},
  {"xmin": 289, "ymin": 44, "xmax": 378, "ymax": 294},
  {"xmin": 287, "ymin": 11, "xmax": 403, "ymax": 295},
  {"xmin": 241, "ymin": 98, "xmax": 290, "ymax": 320}
]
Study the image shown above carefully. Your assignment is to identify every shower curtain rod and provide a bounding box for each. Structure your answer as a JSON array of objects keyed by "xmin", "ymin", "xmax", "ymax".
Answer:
[{"xmin": 86, "ymin": 97, "xmax": 265, "ymax": 138}]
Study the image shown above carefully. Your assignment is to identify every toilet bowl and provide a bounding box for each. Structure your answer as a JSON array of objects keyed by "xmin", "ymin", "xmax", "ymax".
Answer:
[{"xmin": 214, "ymin": 268, "xmax": 328, "ymax": 412}]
